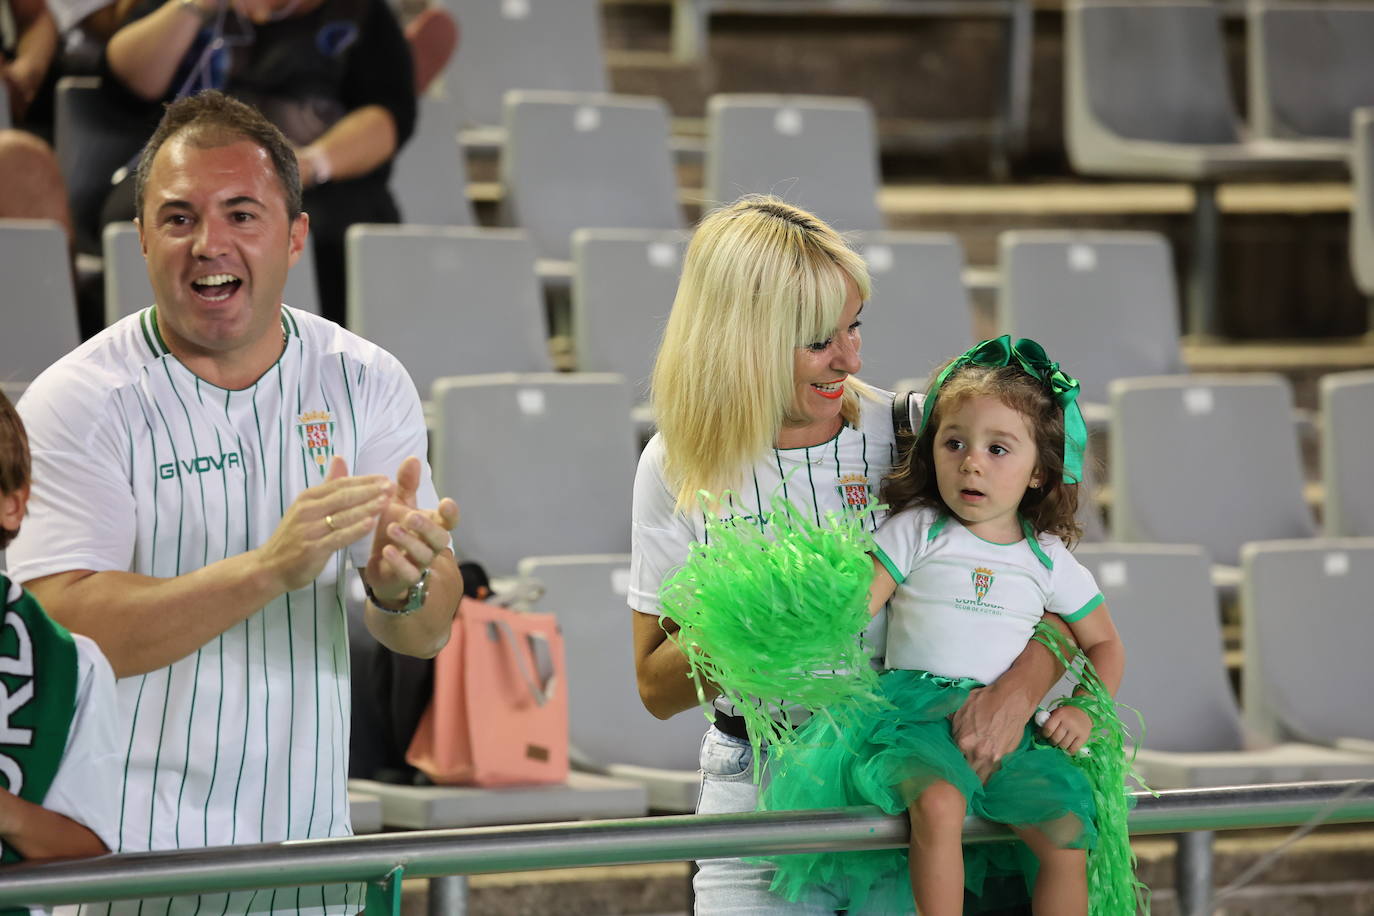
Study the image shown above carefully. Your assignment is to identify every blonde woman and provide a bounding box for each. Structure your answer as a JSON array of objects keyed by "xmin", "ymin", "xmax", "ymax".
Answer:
[{"xmin": 629, "ymin": 196, "xmax": 1065, "ymax": 914}]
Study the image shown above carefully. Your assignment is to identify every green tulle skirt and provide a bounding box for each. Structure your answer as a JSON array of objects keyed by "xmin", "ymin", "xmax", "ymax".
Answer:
[{"xmin": 758, "ymin": 669, "xmax": 1098, "ymax": 913}]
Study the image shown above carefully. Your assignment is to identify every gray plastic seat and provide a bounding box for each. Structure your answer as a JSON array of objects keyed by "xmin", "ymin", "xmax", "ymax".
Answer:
[
  {"xmin": 1320, "ymin": 370, "xmax": 1374, "ymax": 537},
  {"xmin": 1066, "ymin": 1, "xmax": 1346, "ymax": 180},
  {"xmin": 1108, "ymin": 374, "xmax": 1316, "ymax": 567},
  {"xmin": 845, "ymin": 231, "xmax": 971, "ymax": 392},
  {"xmin": 705, "ymin": 94, "xmax": 883, "ymax": 232},
  {"xmin": 502, "ymin": 91, "xmax": 682, "ymax": 262},
  {"xmin": 390, "ymin": 94, "xmax": 476, "ymax": 227},
  {"xmin": 0, "ymin": 82, "xmax": 9, "ymax": 130},
  {"xmin": 431, "ymin": 373, "xmax": 636, "ymax": 575},
  {"xmin": 1351, "ymin": 108, "xmax": 1374, "ymax": 297},
  {"xmin": 1248, "ymin": 1, "xmax": 1374, "ymax": 145},
  {"xmin": 346, "ymin": 226, "xmax": 552, "ymax": 397},
  {"xmin": 517, "ymin": 554, "xmax": 703, "ymax": 811},
  {"xmin": 997, "ymin": 230, "xmax": 1183, "ymax": 406},
  {"xmin": 1242, "ymin": 538, "xmax": 1374, "ymax": 748},
  {"xmin": 104, "ymin": 222, "xmax": 321, "ymax": 325},
  {"xmin": 444, "ymin": 0, "xmax": 606, "ymax": 128},
  {"xmin": 1073, "ymin": 543, "xmax": 1374, "ymax": 789},
  {"xmin": 53, "ymin": 76, "xmax": 149, "ymax": 252},
  {"xmin": 1065, "ymin": 1, "xmax": 1346, "ymax": 334},
  {"xmin": 0, "ymin": 220, "xmax": 81, "ymax": 382},
  {"xmin": 570, "ymin": 228, "xmax": 686, "ymax": 409}
]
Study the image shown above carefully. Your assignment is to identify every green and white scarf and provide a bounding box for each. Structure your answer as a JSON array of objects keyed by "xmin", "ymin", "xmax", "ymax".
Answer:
[{"xmin": 0, "ymin": 574, "xmax": 78, "ymax": 868}]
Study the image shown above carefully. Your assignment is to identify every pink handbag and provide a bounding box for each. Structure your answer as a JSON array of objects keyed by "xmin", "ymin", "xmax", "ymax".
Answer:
[{"xmin": 406, "ymin": 597, "xmax": 569, "ymax": 787}]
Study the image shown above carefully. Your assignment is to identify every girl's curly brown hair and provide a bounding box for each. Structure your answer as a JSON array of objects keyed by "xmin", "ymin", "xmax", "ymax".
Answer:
[{"xmin": 882, "ymin": 362, "xmax": 1083, "ymax": 546}]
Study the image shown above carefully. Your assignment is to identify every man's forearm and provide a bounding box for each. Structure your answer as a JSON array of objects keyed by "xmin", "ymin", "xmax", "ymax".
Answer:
[
  {"xmin": 26, "ymin": 551, "xmax": 283, "ymax": 678},
  {"xmin": 363, "ymin": 549, "xmax": 460, "ymax": 658}
]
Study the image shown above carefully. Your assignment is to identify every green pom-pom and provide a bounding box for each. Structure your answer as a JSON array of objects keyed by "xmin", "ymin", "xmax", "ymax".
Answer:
[
  {"xmin": 1034, "ymin": 621, "xmax": 1155, "ymax": 916},
  {"xmin": 659, "ymin": 494, "xmax": 884, "ymax": 776}
]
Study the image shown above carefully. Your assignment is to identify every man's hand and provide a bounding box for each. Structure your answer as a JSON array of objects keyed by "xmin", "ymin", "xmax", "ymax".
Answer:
[
  {"xmin": 256, "ymin": 455, "xmax": 392, "ymax": 593},
  {"xmin": 1039, "ymin": 706, "xmax": 1093, "ymax": 756},
  {"xmin": 951, "ymin": 681, "xmax": 1037, "ymax": 782},
  {"xmin": 363, "ymin": 456, "xmax": 460, "ymax": 608}
]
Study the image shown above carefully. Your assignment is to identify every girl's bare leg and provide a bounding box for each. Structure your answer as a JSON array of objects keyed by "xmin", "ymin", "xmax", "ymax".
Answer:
[
  {"xmin": 1013, "ymin": 825, "xmax": 1088, "ymax": 916},
  {"xmin": 908, "ymin": 780, "xmax": 967, "ymax": 916}
]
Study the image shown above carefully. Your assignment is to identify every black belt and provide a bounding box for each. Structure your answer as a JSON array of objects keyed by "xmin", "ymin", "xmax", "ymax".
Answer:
[
  {"xmin": 711, "ymin": 712, "xmax": 751, "ymax": 742},
  {"xmin": 712, "ymin": 711, "xmax": 805, "ymax": 743}
]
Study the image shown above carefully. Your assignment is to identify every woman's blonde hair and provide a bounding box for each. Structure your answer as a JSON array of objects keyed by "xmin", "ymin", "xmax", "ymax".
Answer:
[{"xmin": 650, "ymin": 195, "xmax": 874, "ymax": 511}]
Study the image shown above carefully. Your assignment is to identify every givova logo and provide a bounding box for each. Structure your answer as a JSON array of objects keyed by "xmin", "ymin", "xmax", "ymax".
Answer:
[{"xmin": 158, "ymin": 452, "xmax": 243, "ymax": 479}]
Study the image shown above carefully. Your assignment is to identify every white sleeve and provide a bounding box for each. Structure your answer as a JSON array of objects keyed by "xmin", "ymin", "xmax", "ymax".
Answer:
[
  {"xmin": 6, "ymin": 373, "xmax": 137, "ymax": 583},
  {"xmin": 40, "ymin": 635, "xmax": 122, "ymax": 853},
  {"xmin": 627, "ymin": 437, "xmax": 697, "ymax": 616},
  {"xmin": 1046, "ymin": 540, "xmax": 1104, "ymax": 623},
  {"xmin": 346, "ymin": 351, "xmax": 437, "ymax": 571},
  {"xmin": 871, "ymin": 507, "xmax": 932, "ymax": 584}
]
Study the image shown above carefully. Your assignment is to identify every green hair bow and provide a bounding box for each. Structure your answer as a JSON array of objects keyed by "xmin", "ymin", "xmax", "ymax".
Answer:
[{"xmin": 916, "ymin": 335, "xmax": 1087, "ymax": 485}]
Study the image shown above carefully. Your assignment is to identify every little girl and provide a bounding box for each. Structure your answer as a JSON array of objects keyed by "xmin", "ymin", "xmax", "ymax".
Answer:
[{"xmin": 761, "ymin": 336, "xmax": 1128, "ymax": 915}]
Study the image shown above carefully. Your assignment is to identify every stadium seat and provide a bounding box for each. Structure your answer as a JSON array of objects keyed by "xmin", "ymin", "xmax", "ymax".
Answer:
[
  {"xmin": 390, "ymin": 93, "xmax": 476, "ymax": 227},
  {"xmin": 704, "ymin": 94, "xmax": 883, "ymax": 232},
  {"xmin": 1351, "ymin": 108, "xmax": 1374, "ymax": 297},
  {"xmin": 1108, "ymin": 374, "xmax": 1316, "ymax": 568},
  {"xmin": 104, "ymin": 222, "xmax": 321, "ymax": 325},
  {"xmin": 1320, "ymin": 370, "xmax": 1374, "ymax": 537},
  {"xmin": 1241, "ymin": 539, "xmax": 1374, "ymax": 750},
  {"xmin": 1074, "ymin": 542, "xmax": 1374, "ymax": 789},
  {"xmin": 345, "ymin": 225, "xmax": 553, "ymax": 397},
  {"xmin": 53, "ymin": 77, "xmax": 149, "ymax": 253},
  {"xmin": 996, "ymin": 230, "xmax": 1184, "ymax": 408},
  {"xmin": 1064, "ymin": 0, "xmax": 1345, "ymax": 334},
  {"xmin": 517, "ymin": 554, "xmax": 703, "ymax": 811},
  {"xmin": 847, "ymin": 231, "xmax": 971, "ymax": 392},
  {"xmin": 0, "ymin": 81, "xmax": 9, "ymax": 131},
  {"xmin": 501, "ymin": 91, "xmax": 682, "ymax": 262},
  {"xmin": 443, "ymin": 0, "xmax": 606, "ymax": 129},
  {"xmin": 1248, "ymin": 1, "xmax": 1374, "ymax": 146},
  {"xmin": 430, "ymin": 373, "xmax": 636, "ymax": 575},
  {"xmin": 0, "ymin": 220, "xmax": 81, "ymax": 382},
  {"xmin": 570, "ymin": 228, "xmax": 686, "ymax": 419}
]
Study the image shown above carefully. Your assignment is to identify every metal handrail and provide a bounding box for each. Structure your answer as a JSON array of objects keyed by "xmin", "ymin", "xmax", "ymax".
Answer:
[{"xmin": 0, "ymin": 780, "xmax": 1370, "ymax": 909}]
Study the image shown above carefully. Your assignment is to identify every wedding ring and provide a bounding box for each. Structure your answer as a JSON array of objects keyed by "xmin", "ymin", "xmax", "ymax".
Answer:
[{"xmin": 325, "ymin": 514, "xmax": 337, "ymax": 531}]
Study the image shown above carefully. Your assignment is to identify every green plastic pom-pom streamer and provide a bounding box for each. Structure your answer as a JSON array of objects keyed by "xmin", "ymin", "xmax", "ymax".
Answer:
[
  {"xmin": 1033, "ymin": 621, "xmax": 1156, "ymax": 916},
  {"xmin": 658, "ymin": 493, "xmax": 887, "ymax": 778}
]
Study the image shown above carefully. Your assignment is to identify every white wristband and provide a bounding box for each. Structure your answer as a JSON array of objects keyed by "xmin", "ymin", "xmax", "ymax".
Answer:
[{"xmin": 306, "ymin": 146, "xmax": 332, "ymax": 185}]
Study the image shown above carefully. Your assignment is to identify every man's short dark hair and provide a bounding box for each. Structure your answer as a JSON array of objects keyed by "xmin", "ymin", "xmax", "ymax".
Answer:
[
  {"xmin": 0, "ymin": 390, "xmax": 31, "ymax": 550},
  {"xmin": 134, "ymin": 90, "xmax": 303, "ymax": 222}
]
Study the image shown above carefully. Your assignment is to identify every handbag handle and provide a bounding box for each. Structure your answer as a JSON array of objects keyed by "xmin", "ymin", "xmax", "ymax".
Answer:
[{"xmin": 487, "ymin": 620, "xmax": 559, "ymax": 706}]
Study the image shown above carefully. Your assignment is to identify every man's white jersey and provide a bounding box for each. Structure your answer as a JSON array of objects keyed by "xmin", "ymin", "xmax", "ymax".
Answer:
[{"xmin": 8, "ymin": 306, "xmax": 437, "ymax": 914}]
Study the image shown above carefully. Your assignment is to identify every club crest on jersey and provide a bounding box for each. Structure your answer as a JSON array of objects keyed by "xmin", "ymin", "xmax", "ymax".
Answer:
[
  {"xmin": 972, "ymin": 566, "xmax": 995, "ymax": 604},
  {"xmin": 297, "ymin": 410, "xmax": 335, "ymax": 477},
  {"xmin": 836, "ymin": 472, "xmax": 872, "ymax": 510}
]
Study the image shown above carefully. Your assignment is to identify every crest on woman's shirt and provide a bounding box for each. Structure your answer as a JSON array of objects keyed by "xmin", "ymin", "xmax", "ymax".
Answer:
[{"xmin": 836, "ymin": 473, "xmax": 872, "ymax": 510}]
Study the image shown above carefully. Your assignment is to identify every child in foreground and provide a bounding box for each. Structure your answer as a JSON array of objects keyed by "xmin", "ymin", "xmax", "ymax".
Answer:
[
  {"xmin": 0, "ymin": 390, "xmax": 119, "ymax": 878},
  {"xmin": 761, "ymin": 337, "xmax": 1129, "ymax": 915}
]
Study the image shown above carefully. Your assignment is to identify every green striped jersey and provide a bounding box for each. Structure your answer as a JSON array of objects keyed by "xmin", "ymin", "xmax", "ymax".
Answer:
[{"xmin": 9, "ymin": 306, "xmax": 436, "ymax": 915}]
